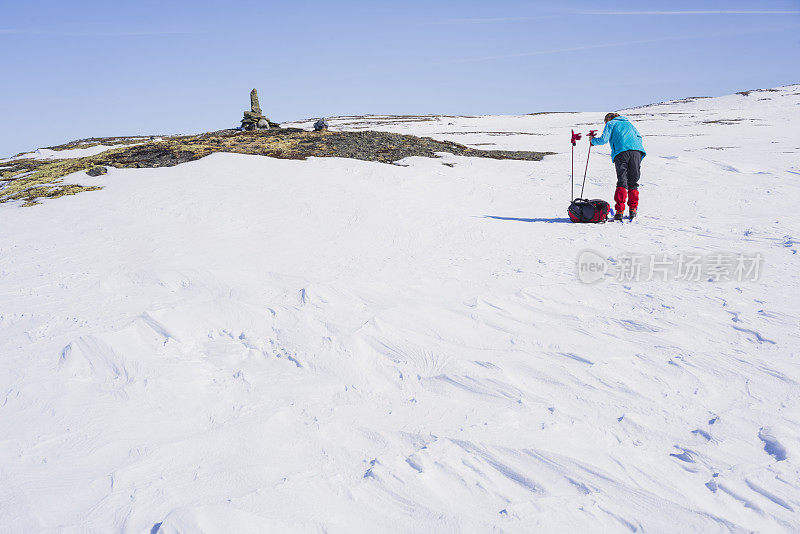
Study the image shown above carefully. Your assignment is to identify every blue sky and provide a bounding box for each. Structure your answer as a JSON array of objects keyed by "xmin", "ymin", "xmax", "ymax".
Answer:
[{"xmin": 1, "ymin": 0, "xmax": 798, "ymax": 156}]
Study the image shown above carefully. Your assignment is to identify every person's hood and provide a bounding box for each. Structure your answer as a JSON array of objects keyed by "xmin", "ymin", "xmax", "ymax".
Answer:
[{"xmin": 613, "ymin": 116, "xmax": 630, "ymax": 123}]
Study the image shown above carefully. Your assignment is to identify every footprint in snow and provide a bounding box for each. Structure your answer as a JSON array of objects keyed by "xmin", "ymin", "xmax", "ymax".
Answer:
[
  {"xmin": 758, "ymin": 428, "xmax": 787, "ymax": 461},
  {"xmin": 669, "ymin": 447, "xmax": 695, "ymax": 463}
]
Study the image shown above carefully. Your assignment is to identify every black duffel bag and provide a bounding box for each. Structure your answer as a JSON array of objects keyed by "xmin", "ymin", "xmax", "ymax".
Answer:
[{"xmin": 568, "ymin": 198, "xmax": 610, "ymax": 223}]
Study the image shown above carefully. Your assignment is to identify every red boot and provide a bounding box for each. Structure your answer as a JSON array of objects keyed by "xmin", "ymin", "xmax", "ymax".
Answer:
[
  {"xmin": 628, "ymin": 189, "xmax": 639, "ymax": 219},
  {"xmin": 614, "ymin": 187, "xmax": 628, "ymax": 215},
  {"xmin": 628, "ymin": 189, "xmax": 639, "ymax": 210}
]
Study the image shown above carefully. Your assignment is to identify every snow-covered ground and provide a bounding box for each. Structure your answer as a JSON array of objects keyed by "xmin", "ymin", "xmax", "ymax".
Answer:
[
  {"xmin": 1, "ymin": 85, "xmax": 799, "ymax": 533},
  {"xmin": 0, "ymin": 144, "xmax": 132, "ymax": 162}
]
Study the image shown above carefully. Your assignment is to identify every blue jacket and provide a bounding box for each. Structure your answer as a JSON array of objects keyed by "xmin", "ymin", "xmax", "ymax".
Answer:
[{"xmin": 590, "ymin": 116, "xmax": 646, "ymax": 161}]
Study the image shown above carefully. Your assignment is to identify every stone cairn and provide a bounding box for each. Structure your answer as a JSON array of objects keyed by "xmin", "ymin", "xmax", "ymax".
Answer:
[{"xmin": 240, "ymin": 89, "xmax": 270, "ymax": 130}]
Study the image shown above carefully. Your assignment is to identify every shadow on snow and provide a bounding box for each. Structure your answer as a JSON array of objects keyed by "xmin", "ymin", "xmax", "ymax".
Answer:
[{"xmin": 481, "ymin": 215, "xmax": 572, "ymax": 224}]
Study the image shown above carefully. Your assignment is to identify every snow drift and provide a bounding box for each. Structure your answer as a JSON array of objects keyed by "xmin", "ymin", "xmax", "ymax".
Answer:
[{"xmin": 1, "ymin": 85, "xmax": 799, "ymax": 533}]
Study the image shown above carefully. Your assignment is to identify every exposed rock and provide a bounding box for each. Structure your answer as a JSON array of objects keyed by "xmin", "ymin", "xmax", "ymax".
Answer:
[
  {"xmin": 86, "ymin": 166, "xmax": 107, "ymax": 177},
  {"xmin": 250, "ymin": 88, "xmax": 262, "ymax": 115},
  {"xmin": 104, "ymin": 129, "xmax": 552, "ymax": 167},
  {"xmin": 3, "ymin": 129, "xmax": 553, "ymax": 205},
  {"xmin": 105, "ymin": 146, "xmax": 199, "ymax": 168},
  {"xmin": 314, "ymin": 118, "xmax": 329, "ymax": 131}
]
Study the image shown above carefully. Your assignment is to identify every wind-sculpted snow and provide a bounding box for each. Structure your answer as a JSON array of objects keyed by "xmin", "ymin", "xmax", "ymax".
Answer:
[{"xmin": 1, "ymin": 85, "xmax": 799, "ymax": 532}]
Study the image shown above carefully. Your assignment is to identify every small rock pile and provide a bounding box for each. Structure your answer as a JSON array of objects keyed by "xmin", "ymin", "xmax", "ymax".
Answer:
[
  {"xmin": 240, "ymin": 89, "xmax": 271, "ymax": 130},
  {"xmin": 314, "ymin": 118, "xmax": 329, "ymax": 131}
]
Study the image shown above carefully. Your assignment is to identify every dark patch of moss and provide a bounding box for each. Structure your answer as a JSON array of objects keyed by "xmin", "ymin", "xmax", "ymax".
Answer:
[
  {"xmin": 737, "ymin": 88, "xmax": 780, "ymax": 97},
  {"xmin": 42, "ymin": 136, "xmax": 157, "ymax": 151},
  {"xmin": 701, "ymin": 119, "xmax": 753, "ymax": 125},
  {"xmin": 5, "ymin": 184, "xmax": 102, "ymax": 206}
]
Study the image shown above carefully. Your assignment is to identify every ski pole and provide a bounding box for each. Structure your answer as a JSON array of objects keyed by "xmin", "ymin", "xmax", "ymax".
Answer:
[
  {"xmin": 570, "ymin": 130, "xmax": 581, "ymax": 200},
  {"xmin": 580, "ymin": 130, "xmax": 597, "ymax": 198}
]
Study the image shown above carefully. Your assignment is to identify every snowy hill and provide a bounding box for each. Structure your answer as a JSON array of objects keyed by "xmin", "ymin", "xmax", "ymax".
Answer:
[{"xmin": 1, "ymin": 85, "xmax": 799, "ymax": 533}]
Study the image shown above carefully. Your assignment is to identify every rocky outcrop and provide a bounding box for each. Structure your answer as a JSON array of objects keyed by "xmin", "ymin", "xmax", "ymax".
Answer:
[
  {"xmin": 86, "ymin": 166, "xmax": 107, "ymax": 177},
  {"xmin": 2, "ymin": 129, "xmax": 554, "ymax": 205}
]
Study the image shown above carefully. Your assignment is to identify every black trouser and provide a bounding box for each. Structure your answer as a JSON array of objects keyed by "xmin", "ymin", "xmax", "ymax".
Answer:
[{"xmin": 614, "ymin": 150, "xmax": 642, "ymax": 190}]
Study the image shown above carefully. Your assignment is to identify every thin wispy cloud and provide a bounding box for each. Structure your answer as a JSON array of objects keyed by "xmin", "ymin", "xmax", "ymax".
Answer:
[
  {"xmin": 433, "ymin": 25, "xmax": 799, "ymax": 66},
  {"xmin": 441, "ymin": 42, "xmax": 628, "ymax": 65},
  {"xmin": 427, "ymin": 9, "xmax": 800, "ymax": 25},
  {"xmin": 0, "ymin": 28, "xmax": 203, "ymax": 37},
  {"xmin": 571, "ymin": 10, "xmax": 800, "ymax": 15},
  {"xmin": 427, "ymin": 16, "xmax": 553, "ymax": 25}
]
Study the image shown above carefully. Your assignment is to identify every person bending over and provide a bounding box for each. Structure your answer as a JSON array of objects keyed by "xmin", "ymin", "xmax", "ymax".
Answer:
[{"xmin": 589, "ymin": 113, "xmax": 646, "ymax": 220}]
